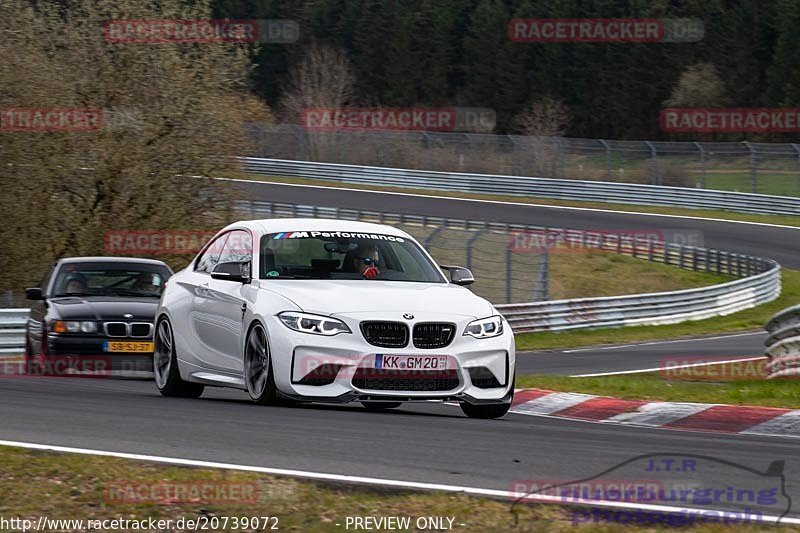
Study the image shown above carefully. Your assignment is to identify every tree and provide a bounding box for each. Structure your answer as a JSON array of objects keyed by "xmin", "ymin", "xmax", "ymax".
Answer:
[
  {"xmin": 664, "ymin": 63, "xmax": 730, "ymax": 107},
  {"xmin": 278, "ymin": 42, "xmax": 356, "ymax": 121},
  {"xmin": 513, "ymin": 96, "xmax": 570, "ymax": 137},
  {"xmin": 0, "ymin": 0, "xmax": 269, "ymax": 294}
]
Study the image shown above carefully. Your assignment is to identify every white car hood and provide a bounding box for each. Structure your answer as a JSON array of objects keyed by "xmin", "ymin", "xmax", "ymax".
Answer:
[{"xmin": 257, "ymin": 280, "xmax": 494, "ymax": 319}]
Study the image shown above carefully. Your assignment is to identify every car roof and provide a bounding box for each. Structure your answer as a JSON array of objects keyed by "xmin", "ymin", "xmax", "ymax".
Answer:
[
  {"xmin": 57, "ymin": 256, "xmax": 170, "ymax": 267},
  {"xmin": 229, "ymin": 218, "xmax": 412, "ymax": 238}
]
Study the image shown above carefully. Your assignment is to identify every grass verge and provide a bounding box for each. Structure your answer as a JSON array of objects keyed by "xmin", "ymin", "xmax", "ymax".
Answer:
[
  {"xmin": 0, "ymin": 446, "xmax": 793, "ymax": 532},
  {"xmin": 548, "ymin": 250, "xmax": 733, "ymax": 300},
  {"xmin": 514, "ymin": 269, "xmax": 799, "ymax": 353},
  {"xmin": 516, "ymin": 360, "xmax": 799, "ymax": 409},
  {"xmin": 228, "ymin": 172, "xmax": 800, "ymax": 228}
]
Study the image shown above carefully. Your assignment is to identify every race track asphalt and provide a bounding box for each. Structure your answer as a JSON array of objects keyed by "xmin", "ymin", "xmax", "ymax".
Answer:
[{"xmin": 2, "ymin": 180, "xmax": 797, "ymax": 520}]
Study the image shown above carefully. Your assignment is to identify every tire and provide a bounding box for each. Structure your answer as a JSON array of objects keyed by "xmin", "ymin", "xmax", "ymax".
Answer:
[
  {"xmin": 361, "ymin": 401, "xmax": 402, "ymax": 410},
  {"xmin": 244, "ymin": 323, "xmax": 280, "ymax": 405},
  {"xmin": 153, "ymin": 318, "xmax": 204, "ymax": 398},
  {"xmin": 24, "ymin": 329, "xmax": 46, "ymax": 376},
  {"xmin": 460, "ymin": 401, "xmax": 511, "ymax": 419},
  {"xmin": 23, "ymin": 332, "xmax": 36, "ymax": 375}
]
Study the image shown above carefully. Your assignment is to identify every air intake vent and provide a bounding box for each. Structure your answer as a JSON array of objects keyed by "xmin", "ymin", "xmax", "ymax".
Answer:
[
  {"xmin": 413, "ymin": 323, "xmax": 456, "ymax": 349},
  {"xmin": 467, "ymin": 367, "xmax": 502, "ymax": 388},
  {"xmin": 352, "ymin": 368, "xmax": 459, "ymax": 391},
  {"xmin": 360, "ymin": 321, "xmax": 409, "ymax": 348}
]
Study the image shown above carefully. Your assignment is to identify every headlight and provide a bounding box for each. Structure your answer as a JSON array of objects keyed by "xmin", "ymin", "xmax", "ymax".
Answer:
[
  {"xmin": 52, "ymin": 320, "xmax": 98, "ymax": 334},
  {"xmin": 463, "ymin": 315, "xmax": 504, "ymax": 339},
  {"xmin": 278, "ymin": 312, "xmax": 351, "ymax": 336}
]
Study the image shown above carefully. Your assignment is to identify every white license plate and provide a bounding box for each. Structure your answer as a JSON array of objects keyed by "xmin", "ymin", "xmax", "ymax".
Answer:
[{"xmin": 375, "ymin": 354, "xmax": 451, "ymax": 370}]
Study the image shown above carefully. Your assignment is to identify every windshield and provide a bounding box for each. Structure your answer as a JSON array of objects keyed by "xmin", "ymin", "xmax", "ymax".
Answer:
[
  {"xmin": 51, "ymin": 262, "xmax": 171, "ymax": 298},
  {"xmin": 259, "ymin": 231, "xmax": 445, "ymax": 283}
]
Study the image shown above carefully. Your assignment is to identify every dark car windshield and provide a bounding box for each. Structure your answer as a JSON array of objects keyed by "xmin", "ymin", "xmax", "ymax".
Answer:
[
  {"xmin": 259, "ymin": 231, "xmax": 445, "ymax": 283},
  {"xmin": 51, "ymin": 262, "xmax": 171, "ymax": 298}
]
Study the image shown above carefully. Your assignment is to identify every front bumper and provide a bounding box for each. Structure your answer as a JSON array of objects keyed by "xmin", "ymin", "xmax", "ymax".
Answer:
[
  {"xmin": 46, "ymin": 334, "xmax": 154, "ymax": 373},
  {"xmin": 267, "ymin": 313, "xmax": 515, "ymax": 404}
]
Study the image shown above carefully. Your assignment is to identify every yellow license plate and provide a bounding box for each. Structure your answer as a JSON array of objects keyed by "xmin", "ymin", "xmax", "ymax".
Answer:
[{"xmin": 103, "ymin": 341, "xmax": 154, "ymax": 353}]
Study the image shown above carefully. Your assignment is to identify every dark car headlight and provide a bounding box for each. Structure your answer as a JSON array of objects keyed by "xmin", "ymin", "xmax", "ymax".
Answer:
[{"xmin": 51, "ymin": 320, "xmax": 98, "ymax": 334}]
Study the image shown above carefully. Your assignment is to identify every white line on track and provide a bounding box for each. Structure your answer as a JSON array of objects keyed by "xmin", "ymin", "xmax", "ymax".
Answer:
[
  {"xmin": 1, "ymin": 439, "xmax": 797, "ymax": 525},
  {"xmin": 212, "ymin": 176, "xmax": 800, "ymax": 231},
  {"xmin": 560, "ymin": 332, "xmax": 763, "ymax": 353},
  {"xmin": 569, "ymin": 356, "xmax": 766, "ymax": 378}
]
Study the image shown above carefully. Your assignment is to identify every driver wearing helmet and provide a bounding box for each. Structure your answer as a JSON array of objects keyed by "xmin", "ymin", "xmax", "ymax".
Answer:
[
  {"xmin": 132, "ymin": 272, "xmax": 159, "ymax": 292},
  {"xmin": 62, "ymin": 272, "xmax": 88, "ymax": 294}
]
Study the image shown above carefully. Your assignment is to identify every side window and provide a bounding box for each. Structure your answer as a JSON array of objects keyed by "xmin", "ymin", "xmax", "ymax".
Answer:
[
  {"xmin": 195, "ymin": 233, "xmax": 229, "ymax": 273},
  {"xmin": 217, "ymin": 230, "xmax": 253, "ymax": 265}
]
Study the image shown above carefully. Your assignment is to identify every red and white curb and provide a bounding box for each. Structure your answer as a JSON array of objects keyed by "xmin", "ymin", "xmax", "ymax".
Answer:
[{"xmin": 511, "ymin": 389, "xmax": 800, "ymax": 438}]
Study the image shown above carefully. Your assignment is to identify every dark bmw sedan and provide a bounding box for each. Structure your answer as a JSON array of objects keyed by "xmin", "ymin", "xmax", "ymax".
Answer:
[{"xmin": 24, "ymin": 257, "xmax": 173, "ymax": 376}]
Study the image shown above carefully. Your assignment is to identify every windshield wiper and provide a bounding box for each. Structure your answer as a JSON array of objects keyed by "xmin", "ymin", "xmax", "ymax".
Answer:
[
  {"xmin": 52, "ymin": 292, "xmax": 93, "ymax": 297},
  {"xmin": 111, "ymin": 289, "xmax": 160, "ymax": 297}
]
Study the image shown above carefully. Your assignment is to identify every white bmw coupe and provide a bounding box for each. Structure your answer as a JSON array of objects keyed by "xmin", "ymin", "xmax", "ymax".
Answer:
[{"xmin": 154, "ymin": 218, "xmax": 515, "ymax": 418}]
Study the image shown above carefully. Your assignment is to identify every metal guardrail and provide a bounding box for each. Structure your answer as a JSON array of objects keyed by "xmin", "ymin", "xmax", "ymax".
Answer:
[
  {"xmin": 765, "ymin": 305, "xmax": 800, "ymax": 379},
  {"xmin": 249, "ymin": 125, "xmax": 800, "ymax": 196},
  {"xmin": 0, "ymin": 309, "xmax": 29, "ymax": 355},
  {"xmin": 240, "ymin": 157, "xmax": 800, "ymax": 216},
  {"xmin": 241, "ymin": 200, "xmax": 782, "ymax": 333}
]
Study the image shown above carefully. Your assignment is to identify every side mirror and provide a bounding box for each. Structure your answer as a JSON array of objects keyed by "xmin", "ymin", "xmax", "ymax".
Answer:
[
  {"xmin": 211, "ymin": 261, "xmax": 251, "ymax": 283},
  {"xmin": 25, "ymin": 287, "xmax": 44, "ymax": 300},
  {"xmin": 440, "ymin": 265, "xmax": 475, "ymax": 286}
]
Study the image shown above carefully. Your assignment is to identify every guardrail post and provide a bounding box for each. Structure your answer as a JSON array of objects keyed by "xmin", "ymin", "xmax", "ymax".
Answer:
[
  {"xmin": 678, "ymin": 245, "xmax": 685, "ymax": 269},
  {"xmin": 694, "ymin": 141, "xmax": 706, "ymax": 188},
  {"xmin": 599, "ymin": 139, "xmax": 612, "ymax": 180},
  {"xmin": 535, "ymin": 248, "xmax": 549, "ymax": 301},
  {"xmin": 505, "ymin": 247, "xmax": 512, "ymax": 304},
  {"xmin": 509, "ymin": 135, "xmax": 521, "ymax": 176},
  {"xmin": 744, "ymin": 141, "xmax": 757, "ymax": 193},
  {"xmin": 645, "ymin": 141, "xmax": 659, "ymax": 185},
  {"xmin": 466, "ymin": 229, "xmax": 487, "ymax": 271},
  {"xmin": 422, "ymin": 132, "xmax": 433, "ymax": 170},
  {"xmin": 424, "ymin": 226, "xmax": 445, "ymax": 248}
]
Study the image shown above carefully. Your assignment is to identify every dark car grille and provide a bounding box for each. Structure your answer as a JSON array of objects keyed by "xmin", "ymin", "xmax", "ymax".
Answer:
[
  {"xmin": 360, "ymin": 321, "xmax": 409, "ymax": 348},
  {"xmin": 103, "ymin": 322, "xmax": 153, "ymax": 338},
  {"xmin": 104, "ymin": 322, "xmax": 128, "ymax": 337},
  {"xmin": 130, "ymin": 323, "xmax": 152, "ymax": 338},
  {"xmin": 468, "ymin": 367, "xmax": 502, "ymax": 388},
  {"xmin": 412, "ymin": 323, "xmax": 456, "ymax": 349},
  {"xmin": 352, "ymin": 368, "xmax": 459, "ymax": 392}
]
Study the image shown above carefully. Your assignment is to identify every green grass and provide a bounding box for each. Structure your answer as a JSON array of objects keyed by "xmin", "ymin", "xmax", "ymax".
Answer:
[
  {"xmin": 516, "ymin": 360, "xmax": 799, "ymax": 409},
  {"xmin": 514, "ymin": 268, "xmax": 799, "ymax": 353},
  {"xmin": 228, "ymin": 172, "xmax": 800, "ymax": 228},
  {"xmin": 0, "ymin": 446, "xmax": 793, "ymax": 532},
  {"xmin": 548, "ymin": 250, "xmax": 733, "ymax": 300}
]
